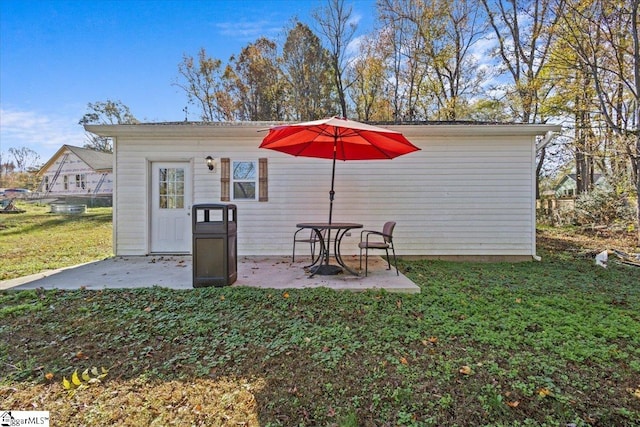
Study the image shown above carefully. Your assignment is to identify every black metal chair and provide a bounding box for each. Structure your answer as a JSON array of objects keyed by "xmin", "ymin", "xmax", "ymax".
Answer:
[
  {"xmin": 292, "ymin": 228, "xmax": 325, "ymax": 263},
  {"xmin": 358, "ymin": 221, "xmax": 398, "ymax": 276}
]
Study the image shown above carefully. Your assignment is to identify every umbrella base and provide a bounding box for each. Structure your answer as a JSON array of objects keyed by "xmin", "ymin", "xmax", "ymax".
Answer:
[{"xmin": 310, "ymin": 264, "xmax": 343, "ymax": 276}]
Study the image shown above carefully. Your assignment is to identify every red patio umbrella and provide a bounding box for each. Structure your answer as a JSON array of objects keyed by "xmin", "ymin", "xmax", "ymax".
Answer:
[{"xmin": 259, "ymin": 116, "xmax": 421, "ymax": 224}]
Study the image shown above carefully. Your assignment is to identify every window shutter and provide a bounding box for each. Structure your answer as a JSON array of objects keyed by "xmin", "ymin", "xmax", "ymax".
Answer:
[
  {"xmin": 220, "ymin": 158, "xmax": 230, "ymax": 202},
  {"xmin": 259, "ymin": 158, "xmax": 268, "ymax": 202}
]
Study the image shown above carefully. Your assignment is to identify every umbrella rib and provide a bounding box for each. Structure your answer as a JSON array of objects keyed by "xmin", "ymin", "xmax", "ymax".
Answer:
[{"xmin": 291, "ymin": 126, "xmax": 328, "ymax": 157}]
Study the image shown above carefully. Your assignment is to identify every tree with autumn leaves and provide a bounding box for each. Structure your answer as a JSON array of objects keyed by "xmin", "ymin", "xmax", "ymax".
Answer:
[
  {"xmin": 558, "ymin": 0, "xmax": 640, "ymax": 234},
  {"xmin": 173, "ymin": 0, "xmax": 638, "ymax": 239}
]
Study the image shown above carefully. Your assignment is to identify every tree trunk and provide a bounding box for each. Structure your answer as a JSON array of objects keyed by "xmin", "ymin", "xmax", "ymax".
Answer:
[
  {"xmin": 636, "ymin": 133, "xmax": 640, "ymax": 244},
  {"xmin": 536, "ymin": 147, "xmax": 546, "ymax": 200}
]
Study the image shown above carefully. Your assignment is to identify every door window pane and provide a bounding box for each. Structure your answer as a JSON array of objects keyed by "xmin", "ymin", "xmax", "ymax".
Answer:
[{"xmin": 158, "ymin": 167, "xmax": 185, "ymax": 209}]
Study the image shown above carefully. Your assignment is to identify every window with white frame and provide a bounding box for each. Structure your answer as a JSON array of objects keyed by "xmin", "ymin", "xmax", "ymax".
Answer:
[
  {"xmin": 63, "ymin": 175, "xmax": 69, "ymax": 190},
  {"xmin": 231, "ymin": 160, "xmax": 257, "ymax": 200}
]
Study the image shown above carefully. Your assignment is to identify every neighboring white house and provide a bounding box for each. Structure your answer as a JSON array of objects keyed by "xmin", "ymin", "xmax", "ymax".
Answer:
[
  {"xmin": 37, "ymin": 145, "xmax": 113, "ymax": 198},
  {"xmin": 85, "ymin": 122, "xmax": 561, "ymax": 260},
  {"xmin": 554, "ymin": 173, "xmax": 607, "ymax": 198}
]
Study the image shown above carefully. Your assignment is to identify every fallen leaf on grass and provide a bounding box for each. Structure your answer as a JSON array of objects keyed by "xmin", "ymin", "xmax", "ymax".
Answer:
[
  {"xmin": 538, "ymin": 388, "xmax": 551, "ymax": 397},
  {"xmin": 399, "ymin": 356, "xmax": 409, "ymax": 365},
  {"xmin": 506, "ymin": 400, "xmax": 520, "ymax": 407},
  {"xmin": 72, "ymin": 371, "xmax": 82, "ymax": 386},
  {"xmin": 422, "ymin": 336, "xmax": 438, "ymax": 346},
  {"xmin": 45, "ymin": 372, "xmax": 54, "ymax": 381},
  {"xmin": 459, "ymin": 365, "xmax": 472, "ymax": 375},
  {"xmin": 628, "ymin": 387, "xmax": 640, "ymax": 399}
]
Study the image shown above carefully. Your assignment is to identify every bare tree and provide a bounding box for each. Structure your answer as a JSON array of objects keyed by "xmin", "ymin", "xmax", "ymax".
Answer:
[
  {"xmin": 313, "ymin": 0, "xmax": 357, "ymax": 118},
  {"xmin": 376, "ymin": 1, "xmax": 428, "ymax": 121},
  {"xmin": 379, "ymin": 0, "xmax": 487, "ymax": 121},
  {"xmin": 79, "ymin": 100, "xmax": 138, "ymax": 152},
  {"xmin": 481, "ymin": 0, "xmax": 565, "ymax": 199},
  {"xmin": 8, "ymin": 147, "xmax": 40, "ymax": 172},
  {"xmin": 481, "ymin": 0, "xmax": 564, "ymax": 123},
  {"xmin": 174, "ymin": 48, "xmax": 234, "ymax": 121}
]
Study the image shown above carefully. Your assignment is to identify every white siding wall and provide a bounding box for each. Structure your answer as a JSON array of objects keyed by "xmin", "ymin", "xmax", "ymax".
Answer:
[
  {"xmin": 43, "ymin": 150, "xmax": 113, "ymax": 196},
  {"xmin": 112, "ymin": 125, "xmax": 543, "ymax": 257}
]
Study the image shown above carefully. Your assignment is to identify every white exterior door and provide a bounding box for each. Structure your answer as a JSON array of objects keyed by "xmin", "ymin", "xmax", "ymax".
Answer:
[{"xmin": 150, "ymin": 162, "xmax": 192, "ymax": 253}]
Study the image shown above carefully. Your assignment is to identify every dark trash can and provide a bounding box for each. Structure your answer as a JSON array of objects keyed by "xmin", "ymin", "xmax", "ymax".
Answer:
[{"xmin": 192, "ymin": 204, "xmax": 237, "ymax": 287}]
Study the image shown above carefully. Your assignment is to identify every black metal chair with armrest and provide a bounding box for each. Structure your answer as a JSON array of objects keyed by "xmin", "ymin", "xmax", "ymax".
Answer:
[
  {"xmin": 292, "ymin": 227, "xmax": 327, "ymax": 264},
  {"xmin": 358, "ymin": 221, "xmax": 398, "ymax": 277}
]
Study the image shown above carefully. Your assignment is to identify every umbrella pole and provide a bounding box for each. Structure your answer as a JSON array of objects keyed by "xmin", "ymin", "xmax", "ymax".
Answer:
[
  {"xmin": 325, "ymin": 144, "xmax": 337, "ymax": 266},
  {"xmin": 329, "ymin": 133, "xmax": 338, "ymax": 225},
  {"xmin": 329, "ymin": 158, "xmax": 336, "ymax": 225}
]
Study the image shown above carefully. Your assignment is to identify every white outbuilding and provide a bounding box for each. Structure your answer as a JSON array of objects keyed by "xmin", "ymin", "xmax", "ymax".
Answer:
[{"xmin": 85, "ymin": 122, "xmax": 560, "ymax": 260}]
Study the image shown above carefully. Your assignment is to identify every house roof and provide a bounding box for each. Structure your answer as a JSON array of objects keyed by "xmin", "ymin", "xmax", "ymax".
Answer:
[
  {"xmin": 554, "ymin": 173, "xmax": 605, "ymax": 190},
  {"xmin": 39, "ymin": 145, "xmax": 113, "ymax": 175}
]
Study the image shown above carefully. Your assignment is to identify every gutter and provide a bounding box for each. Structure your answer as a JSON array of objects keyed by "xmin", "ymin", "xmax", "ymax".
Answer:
[
  {"xmin": 534, "ymin": 130, "xmax": 558, "ymax": 262},
  {"xmin": 536, "ymin": 130, "xmax": 556, "ymax": 151}
]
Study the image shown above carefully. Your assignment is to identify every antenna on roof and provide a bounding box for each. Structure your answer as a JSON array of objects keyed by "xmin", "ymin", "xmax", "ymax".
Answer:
[{"xmin": 183, "ymin": 106, "xmax": 188, "ymax": 122}]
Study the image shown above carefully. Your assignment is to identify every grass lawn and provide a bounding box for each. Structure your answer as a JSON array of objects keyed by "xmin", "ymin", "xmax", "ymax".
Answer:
[
  {"xmin": 1, "ymin": 203, "xmax": 639, "ymax": 426},
  {"xmin": 0, "ymin": 202, "xmax": 112, "ymax": 280}
]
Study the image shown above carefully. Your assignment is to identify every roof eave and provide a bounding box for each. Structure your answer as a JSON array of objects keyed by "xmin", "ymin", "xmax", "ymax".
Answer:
[{"xmin": 85, "ymin": 122, "xmax": 563, "ymax": 139}]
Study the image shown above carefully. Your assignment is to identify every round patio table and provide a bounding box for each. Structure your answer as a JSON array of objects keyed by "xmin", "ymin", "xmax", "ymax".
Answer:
[{"xmin": 295, "ymin": 222, "xmax": 363, "ymax": 276}]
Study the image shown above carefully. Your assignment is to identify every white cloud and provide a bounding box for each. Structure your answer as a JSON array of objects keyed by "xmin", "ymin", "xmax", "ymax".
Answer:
[
  {"xmin": 347, "ymin": 34, "xmax": 366, "ymax": 57},
  {"xmin": 215, "ymin": 20, "xmax": 281, "ymax": 41},
  {"xmin": 0, "ymin": 107, "xmax": 86, "ymax": 161},
  {"xmin": 349, "ymin": 9, "xmax": 363, "ymax": 28}
]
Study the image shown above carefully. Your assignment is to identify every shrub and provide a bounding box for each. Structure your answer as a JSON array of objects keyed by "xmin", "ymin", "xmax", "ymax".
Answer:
[{"xmin": 574, "ymin": 187, "xmax": 636, "ymax": 226}]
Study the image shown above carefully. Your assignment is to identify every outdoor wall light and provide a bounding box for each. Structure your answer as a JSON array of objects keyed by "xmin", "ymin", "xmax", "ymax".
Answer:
[{"xmin": 205, "ymin": 156, "xmax": 215, "ymax": 171}]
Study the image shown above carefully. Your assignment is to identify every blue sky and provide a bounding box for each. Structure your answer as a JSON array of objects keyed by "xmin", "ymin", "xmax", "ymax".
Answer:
[{"xmin": 1, "ymin": 0, "xmax": 375, "ymax": 163}]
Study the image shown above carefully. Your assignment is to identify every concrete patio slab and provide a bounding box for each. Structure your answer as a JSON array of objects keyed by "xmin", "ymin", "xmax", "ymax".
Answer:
[{"xmin": 1, "ymin": 255, "xmax": 420, "ymax": 293}]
